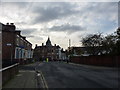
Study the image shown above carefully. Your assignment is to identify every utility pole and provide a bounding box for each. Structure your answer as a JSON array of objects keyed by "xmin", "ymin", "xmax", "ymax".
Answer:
[
  {"xmin": 68, "ymin": 39, "xmax": 71, "ymax": 63},
  {"xmin": 69, "ymin": 39, "xmax": 71, "ymax": 53},
  {"xmin": 69, "ymin": 39, "xmax": 71, "ymax": 48}
]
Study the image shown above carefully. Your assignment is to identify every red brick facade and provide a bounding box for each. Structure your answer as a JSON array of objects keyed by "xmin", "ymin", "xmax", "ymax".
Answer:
[
  {"xmin": 1, "ymin": 23, "xmax": 33, "ymax": 66},
  {"xmin": 33, "ymin": 37, "xmax": 61, "ymax": 61}
]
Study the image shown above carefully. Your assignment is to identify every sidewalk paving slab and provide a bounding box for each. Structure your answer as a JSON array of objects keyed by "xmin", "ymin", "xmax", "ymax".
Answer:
[{"xmin": 2, "ymin": 70, "xmax": 37, "ymax": 88}]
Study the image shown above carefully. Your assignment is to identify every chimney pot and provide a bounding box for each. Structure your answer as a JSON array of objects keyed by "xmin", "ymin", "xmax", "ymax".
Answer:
[
  {"xmin": 10, "ymin": 23, "xmax": 14, "ymax": 25},
  {"xmin": 35, "ymin": 44, "xmax": 37, "ymax": 47},
  {"xmin": 6, "ymin": 23, "xmax": 9, "ymax": 25}
]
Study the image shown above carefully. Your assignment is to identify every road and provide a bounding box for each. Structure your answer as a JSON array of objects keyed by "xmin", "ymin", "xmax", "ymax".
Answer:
[
  {"xmin": 3, "ymin": 61, "xmax": 119, "ymax": 88},
  {"xmin": 35, "ymin": 61, "xmax": 119, "ymax": 88}
]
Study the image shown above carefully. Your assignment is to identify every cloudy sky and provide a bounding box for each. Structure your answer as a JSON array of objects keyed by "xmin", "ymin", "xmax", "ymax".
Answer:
[{"xmin": 0, "ymin": 0, "xmax": 119, "ymax": 49}]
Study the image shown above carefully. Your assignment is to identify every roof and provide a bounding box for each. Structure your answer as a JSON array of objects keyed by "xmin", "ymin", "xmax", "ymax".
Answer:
[{"xmin": 46, "ymin": 37, "xmax": 52, "ymax": 46}]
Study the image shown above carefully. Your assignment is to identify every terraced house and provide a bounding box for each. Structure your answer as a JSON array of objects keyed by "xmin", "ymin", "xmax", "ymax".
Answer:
[{"xmin": 1, "ymin": 22, "xmax": 33, "ymax": 67}]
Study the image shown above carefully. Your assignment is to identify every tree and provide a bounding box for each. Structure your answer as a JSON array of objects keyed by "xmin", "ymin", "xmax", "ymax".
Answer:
[
  {"xmin": 82, "ymin": 27, "xmax": 120, "ymax": 56},
  {"xmin": 116, "ymin": 27, "xmax": 120, "ymax": 55},
  {"xmin": 82, "ymin": 33, "xmax": 103, "ymax": 55},
  {"xmin": 102, "ymin": 34, "xmax": 117, "ymax": 55},
  {"xmin": 117, "ymin": 27, "xmax": 120, "ymax": 39}
]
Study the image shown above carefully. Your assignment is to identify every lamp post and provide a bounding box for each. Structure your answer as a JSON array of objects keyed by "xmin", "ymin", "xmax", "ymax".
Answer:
[{"xmin": 7, "ymin": 43, "xmax": 13, "ymax": 64}]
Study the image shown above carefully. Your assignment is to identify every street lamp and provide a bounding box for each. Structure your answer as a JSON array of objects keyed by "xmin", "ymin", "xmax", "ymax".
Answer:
[{"xmin": 7, "ymin": 43, "xmax": 13, "ymax": 64}]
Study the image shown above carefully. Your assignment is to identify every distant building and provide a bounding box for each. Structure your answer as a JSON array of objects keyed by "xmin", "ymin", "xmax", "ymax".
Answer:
[
  {"xmin": 1, "ymin": 22, "xmax": 33, "ymax": 67},
  {"xmin": 33, "ymin": 37, "xmax": 66, "ymax": 61},
  {"xmin": 60, "ymin": 49, "xmax": 67, "ymax": 61},
  {"xmin": 66, "ymin": 46, "xmax": 89, "ymax": 57}
]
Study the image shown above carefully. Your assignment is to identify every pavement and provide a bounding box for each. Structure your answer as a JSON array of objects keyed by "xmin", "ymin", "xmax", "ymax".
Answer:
[
  {"xmin": 2, "ymin": 63, "xmax": 38, "ymax": 89},
  {"xmin": 3, "ymin": 71, "xmax": 36, "ymax": 88},
  {"xmin": 2, "ymin": 61, "xmax": 120, "ymax": 89}
]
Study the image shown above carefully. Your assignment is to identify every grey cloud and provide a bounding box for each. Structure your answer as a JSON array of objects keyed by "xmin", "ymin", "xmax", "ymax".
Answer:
[
  {"xmin": 2, "ymin": 2, "xmax": 30, "ymax": 8},
  {"xmin": 80, "ymin": 2, "xmax": 117, "ymax": 19},
  {"xmin": 26, "ymin": 35, "xmax": 35, "ymax": 38},
  {"xmin": 21, "ymin": 28, "xmax": 37, "ymax": 39},
  {"xmin": 15, "ymin": 21, "xmax": 27, "ymax": 25},
  {"xmin": 31, "ymin": 2, "xmax": 78, "ymax": 24},
  {"xmin": 34, "ymin": 36, "xmax": 43, "ymax": 40},
  {"xmin": 47, "ymin": 24, "xmax": 85, "ymax": 34},
  {"xmin": 92, "ymin": 2, "xmax": 117, "ymax": 14},
  {"xmin": 21, "ymin": 28, "xmax": 36, "ymax": 35},
  {"xmin": 30, "ymin": 2, "xmax": 117, "ymax": 25}
]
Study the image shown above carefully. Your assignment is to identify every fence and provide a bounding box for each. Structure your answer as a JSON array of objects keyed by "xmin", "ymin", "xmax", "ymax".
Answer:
[
  {"xmin": 0, "ymin": 63, "xmax": 19, "ymax": 86},
  {"xmin": 70, "ymin": 55, "xmax": 120, "ymax": 67}
]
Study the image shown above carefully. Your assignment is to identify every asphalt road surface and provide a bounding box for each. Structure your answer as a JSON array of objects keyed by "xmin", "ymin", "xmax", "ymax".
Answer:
[{"xmin": 35, "ymin": 61, "xmax": 119, "ymax": 88}]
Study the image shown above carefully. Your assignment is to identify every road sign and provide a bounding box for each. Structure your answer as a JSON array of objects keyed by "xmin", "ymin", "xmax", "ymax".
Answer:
[{"xmin": 7, "ymin": 43, "xmax": 12, "ymax": 46}]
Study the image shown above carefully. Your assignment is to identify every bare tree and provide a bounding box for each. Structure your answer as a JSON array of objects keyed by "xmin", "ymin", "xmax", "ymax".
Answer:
[{"xmin": 82, "ymin": 33, "xmax": 103, "ymax": 55}]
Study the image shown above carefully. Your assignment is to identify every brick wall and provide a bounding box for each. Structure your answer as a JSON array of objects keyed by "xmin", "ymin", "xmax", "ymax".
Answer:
[
  {"xmin": 70, "ymin": 55, "xmax": 120, "ymax": 67},
  {"xmin": 1, "ymin": 63, "xmax": 19, "ymax": 86},
  {"xmin": 2, "ymin": 31, "xmax": 15, "ymax": 60}
]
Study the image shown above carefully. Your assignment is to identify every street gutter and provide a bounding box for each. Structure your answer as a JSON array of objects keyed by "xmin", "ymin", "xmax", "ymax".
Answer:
[{"xmin": 35, "ymin": 63, "xmax": 48, "ymax": 89}]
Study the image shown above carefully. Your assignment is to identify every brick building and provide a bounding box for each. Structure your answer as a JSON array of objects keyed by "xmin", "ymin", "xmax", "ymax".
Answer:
[
  {"xmin": 1, "ymin": 22, "xmax": 33, "ymax": 67},
  {"xmin": 33, "ymin": 37, "xmax": 64, "ymax": 61},
  {"xmin": 66, "ymin": 46, "xmax": 89, "ymax": 57}
]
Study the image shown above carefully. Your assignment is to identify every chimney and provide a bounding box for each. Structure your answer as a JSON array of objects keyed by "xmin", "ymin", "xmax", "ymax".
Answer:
[
  {"xmin": 5, "ymin": 22, "xmax": 16, "ymax": 31},
  {"xmin": 16, "ymin": 31, "xmax": 21, "ymax": 35},
  {"xmin": 10, "ymin": 23, "xmax": 14, "ymax": 25},
  {"xmin": 42, "ymin": 43, "xmax": 44, "ymax": 46},
  {"xmin": 6, "ymin": 23, "xmax": 9, "ymax": 25}
]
